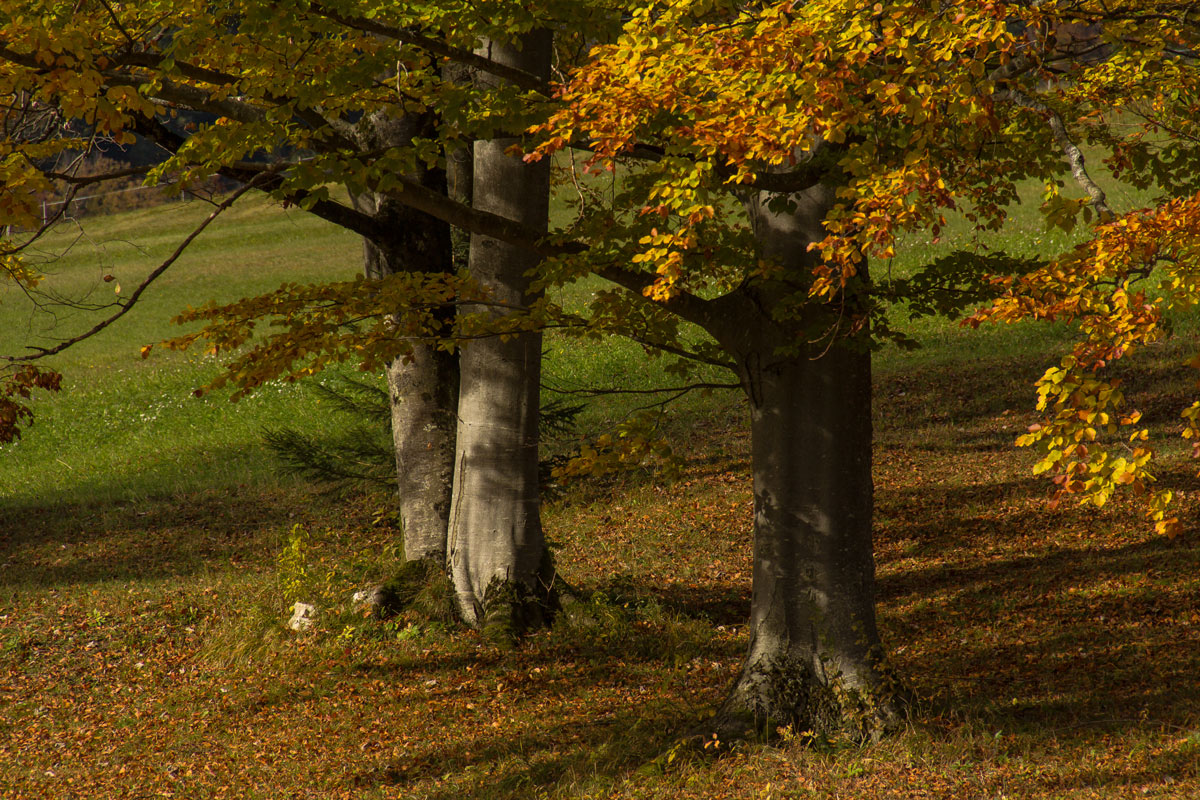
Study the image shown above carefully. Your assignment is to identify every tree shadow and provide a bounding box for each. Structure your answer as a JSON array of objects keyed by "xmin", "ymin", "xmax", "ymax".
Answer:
[
  {"xmin": 876, "ymin": 338, "xmax": 1200, "ymax": 440},
  {"xmin": 351, "ymin": 707, "xmax": 691, "ymax": 800},
  {"xmin": 877, "ymin": 511, "xmax": 1200, "ymax": 744},
  {"xmin": 335, "ymin": 626, "xmax": 727, "ymax": 799},
  {"xmin": 0, "ymin": 481, "xmax": 350, "ymax": 588}
]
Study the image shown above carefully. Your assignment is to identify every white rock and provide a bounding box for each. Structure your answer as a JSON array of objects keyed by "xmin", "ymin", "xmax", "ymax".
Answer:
[{"xmin": 288, "ymin": 601, "xmax": 317, "ymax": 631}]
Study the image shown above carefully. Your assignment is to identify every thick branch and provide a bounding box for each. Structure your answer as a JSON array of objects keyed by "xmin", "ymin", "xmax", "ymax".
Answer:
[
  {"xmin": 108, "ymin": 52, "xmax": 242, "ymax": 90},
  {"xmin": 721, "ymin": 163, "xmax": 833, "ymax": 193},
  {"xmin": 591, "ymin": 261, "xmax": 715, "ymax": 331},
  {"xmin": 0, "ymin": 44, "xmax": 47, "ymax": 72},
  {"xmin": 308, "ymin": 4, "xmax": 552, "ymax": 95},
  {"xmin": 41, "ymin": 165, "xmax": 152, "ymax": 185}
]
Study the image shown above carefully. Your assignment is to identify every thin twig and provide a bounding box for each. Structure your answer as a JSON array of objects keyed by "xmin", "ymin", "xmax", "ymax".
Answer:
[{"xmin": 96, "ymin": 0, "xmax": 136, "ymax": 47}]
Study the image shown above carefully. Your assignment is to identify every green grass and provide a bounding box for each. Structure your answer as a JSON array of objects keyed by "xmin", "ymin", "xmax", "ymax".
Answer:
[
  {"xmin": 1, "ymin": 193, "xmax": 365, "ymax": 502},
  {"xmin": 0, "ymin": 187, "xmax": 735, "ymax": 503},
  {"xmin": 2, "ymin": 179, "xmax": 1200, "ymax": 799}
]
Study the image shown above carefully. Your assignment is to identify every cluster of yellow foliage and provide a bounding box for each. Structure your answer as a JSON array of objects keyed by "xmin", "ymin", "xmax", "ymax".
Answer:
[{"xmin": 534, "ymin": 0, "xmax": 1200, "ymax": 534}]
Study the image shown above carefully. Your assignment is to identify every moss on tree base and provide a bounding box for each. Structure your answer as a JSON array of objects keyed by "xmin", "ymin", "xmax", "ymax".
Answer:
[
  {"xmin": 372, "ymin": 558, "xmax": 457, "ymax": 623},
  {"xmin": 708, "ymin": 653, "xmax": 906, "ymax": 745},
  {"xmin": 477, "ymin": 548, "xmax": 559, "ymax": 647}
]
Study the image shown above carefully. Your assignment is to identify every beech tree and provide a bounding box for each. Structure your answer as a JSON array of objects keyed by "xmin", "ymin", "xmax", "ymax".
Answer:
[
  {"xmin": 8, "ymin": 0, "xmax": 1200, "ymax": 742},
  {"xmin": 447, "ymin": 30, "xmax": 556, "ymax": 630},
  {"xmin": 523, "ymin": 0, "xmax": 1200, "ymax": 737},
  {"xmin": 0, "ymin": 0, "xmax": 606, "ymax": 631},
  {"xmin": 350, "ymin": 116, "xmax": 459, "ymax": 566}
]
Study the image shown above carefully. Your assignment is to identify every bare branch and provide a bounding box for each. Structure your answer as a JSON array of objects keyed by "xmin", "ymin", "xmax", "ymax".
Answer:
[
  {"xmin": 997, "ymin": 87, "xmax": 1115, "ymax": 222},
  {"xmin": 543, "ymin": 380, "xmax": 739, "ymax": 396},
  {"xmin": 40, "ymin": 165, "xmax": 153, "ymax": 186},
  {"xmin": 3, "ymin": 176, "xmax": 265, "ymax": 364}
]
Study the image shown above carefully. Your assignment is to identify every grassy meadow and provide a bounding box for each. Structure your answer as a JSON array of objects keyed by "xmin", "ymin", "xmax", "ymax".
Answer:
[{"xmin": 2, "ymin": 181, "xmax": 1199, "ymax": 799}]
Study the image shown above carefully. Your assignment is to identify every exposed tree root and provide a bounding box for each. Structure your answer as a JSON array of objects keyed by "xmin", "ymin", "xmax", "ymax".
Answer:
[{"xmin": 700, "ymin": 654, "xmax": 907, "ymax": 746}]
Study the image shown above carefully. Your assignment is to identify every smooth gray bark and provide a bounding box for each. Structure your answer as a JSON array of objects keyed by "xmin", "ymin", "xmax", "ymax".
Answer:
[
  {"xmin": 704, "ymin": 185, "xmax": 900, "ymax": 740},
  {"xmin": 352, "ymin": 113, "xmax": 458, "ymax": 564},
  {"xmin": 448, "ymin": 31, "xmax": 555, "ymax": 632}
]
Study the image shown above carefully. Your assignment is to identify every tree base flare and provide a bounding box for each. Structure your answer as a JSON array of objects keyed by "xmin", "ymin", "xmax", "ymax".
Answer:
[
  {"xmin": 709, "ymin": 654, "xmax": 906, "ymax": 745},
  {"xmin": 477, "ymin": 571, "xmax": 558, "ymax": 647},
  {"xmin": 472, "ymin": 548, "xmax": 559, "ymax": 646}
]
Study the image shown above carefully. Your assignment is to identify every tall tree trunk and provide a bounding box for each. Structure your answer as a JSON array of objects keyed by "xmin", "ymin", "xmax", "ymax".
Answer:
[
  {"xmin": 352, "ymin": 114, "xmax": 458, "ymax": 564},
  {"xmin": 448, "ymin": 31, "xmax": 555, "ymax": 637},
  {"xmin": 707, "ymin": 184, "xmax": 901, "ymax": 740},
  {"xmin": 717, "ymin": 337, "xmax": 899, "ymax": 739}
]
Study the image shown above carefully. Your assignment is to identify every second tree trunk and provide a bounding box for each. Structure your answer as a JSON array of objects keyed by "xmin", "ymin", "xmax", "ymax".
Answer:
[{"xmin": 448, "ymin": 31, "xmax": 556, "ymax": 637}]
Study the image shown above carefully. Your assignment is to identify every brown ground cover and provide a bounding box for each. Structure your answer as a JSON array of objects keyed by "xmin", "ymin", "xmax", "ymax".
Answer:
[{"xmin": 2, "ymin": 351, "xmax": 1198, "ymax": 799}]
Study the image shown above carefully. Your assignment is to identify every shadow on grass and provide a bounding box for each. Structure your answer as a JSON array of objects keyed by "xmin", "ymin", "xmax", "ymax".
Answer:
[
  {"xmin": 350, "ymin": 707, "xmax": 692, "ymax": 800},
  {"xmin": 881, "ymin": 528, "xmax": 1193, "ymax": 605},
  {"xmin": 879, "ymin": 501, "xmax": 1200, "ymax": 745},
  {"xmin": 580, "ymin": 576, "xmax": 750, "ymax": 628},
  {"xmin": 0, "ymin": 482, "xmax": 332, "ymax": 588},
  {"xmin": 876, "ymin": 337, "xmax": 1200, "ymax": 439},
  {"xmin": 869, "ymin": 346, "xmax": 1200, "ymax": 756},
  {"xmin": 336, "ymin": 625, "xmax": 728, "ymax": 800}
]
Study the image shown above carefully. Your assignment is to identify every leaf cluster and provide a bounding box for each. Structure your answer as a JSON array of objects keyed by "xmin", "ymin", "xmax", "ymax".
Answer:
[{"xmin": 0, "ymin": 362, "xmax": 61, "ymax": 443}]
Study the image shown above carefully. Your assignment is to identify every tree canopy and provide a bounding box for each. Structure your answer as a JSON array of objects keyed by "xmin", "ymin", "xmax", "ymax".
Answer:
[
  {"xmin": 530, "ymin": 0, "xmax": 1200, "ymax": 536},
  {"xmin": 0, "ymin": 0, "xmax": 604, "ymax": 377}
]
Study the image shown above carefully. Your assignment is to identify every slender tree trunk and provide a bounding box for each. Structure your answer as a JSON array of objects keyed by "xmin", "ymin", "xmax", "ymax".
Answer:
[
  {"xmin": 352, "ymin": 114, "xmax": 458, "ymax": 564},
  {"xmin": 448, "ymin": 31, "xmax": 556, "ymax": 636},
  {"xmin": 707, "ymin": 184, "xmax": 901, "ymax": 740}
]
